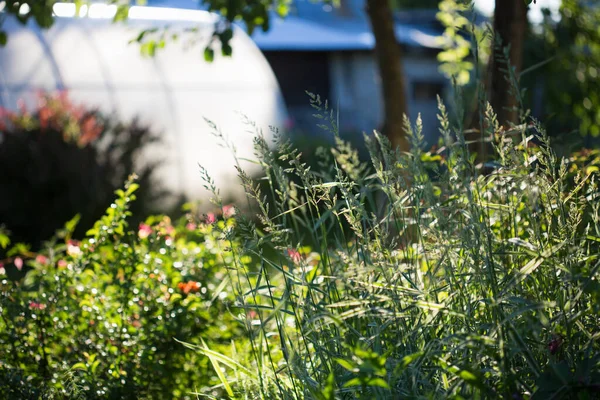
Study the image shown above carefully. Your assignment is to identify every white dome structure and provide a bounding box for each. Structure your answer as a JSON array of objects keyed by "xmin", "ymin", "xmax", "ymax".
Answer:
[{"xmin": 0, "ymin": 5, "xmax": 288, "ymax": 207}]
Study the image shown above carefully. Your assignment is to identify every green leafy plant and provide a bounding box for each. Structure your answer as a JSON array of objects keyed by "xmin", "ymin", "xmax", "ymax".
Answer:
[
  {"xmin": 0, "ymin": 177, "xmax": 246, "ymax": 399},
  {"xmin": 186, "ymin": 84, "xmax": 600, "ymax": 399}
]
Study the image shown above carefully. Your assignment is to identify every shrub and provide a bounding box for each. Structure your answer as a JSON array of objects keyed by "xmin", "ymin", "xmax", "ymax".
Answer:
[
  {"xmin": 0, "ymin": 92, "xmax": 166, "ymax": 252},
  {"xmin": 189, "ymin": 94, "xmax": 600, "ymax": 399},
  {"xmin": 0, "ymin": 178, "xmax": 244, "ymax": 399}
]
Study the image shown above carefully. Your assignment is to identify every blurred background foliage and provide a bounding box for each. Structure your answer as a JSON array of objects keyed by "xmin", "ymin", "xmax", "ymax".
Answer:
[
  {"xmin": 522, "ymin": 0, "xmax": 600, "ymax": 141},
  {"xmin": 0, "ymin": 93, "xmax": 167, "ymax": 254}
]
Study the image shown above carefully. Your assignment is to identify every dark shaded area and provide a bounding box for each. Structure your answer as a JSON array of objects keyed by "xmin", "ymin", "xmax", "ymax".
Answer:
[
  {"xmin": 264, "ymin": 51, "xmax": 331, "ymax": 108},
  {"xmin": 0, "ymin": 115, "xmax": 166, "ymax": 254}
]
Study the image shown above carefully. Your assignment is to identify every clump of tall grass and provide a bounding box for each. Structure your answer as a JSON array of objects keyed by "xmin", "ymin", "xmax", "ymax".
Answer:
[{"xmin": 192, "ymin": 86, "xmax": 600, "ymax": 398}]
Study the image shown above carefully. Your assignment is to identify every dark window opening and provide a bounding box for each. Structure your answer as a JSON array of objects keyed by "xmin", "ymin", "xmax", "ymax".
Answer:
[
  {"xmin": 263, "ymin": 51, "xmax": 330, "ymax": 108},
  {"xmin": 412, "ymin": 81, "xmax": 445, "ymax": 101}
]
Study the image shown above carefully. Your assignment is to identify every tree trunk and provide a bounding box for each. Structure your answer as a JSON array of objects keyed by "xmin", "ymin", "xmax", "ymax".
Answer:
[
  {"xmin": 365, "ymin": 0, "xmax": 409, "ymax": 152},
  {"xmin": 490, "ymin": 0, "xmax": 528, "ymax": 126}
]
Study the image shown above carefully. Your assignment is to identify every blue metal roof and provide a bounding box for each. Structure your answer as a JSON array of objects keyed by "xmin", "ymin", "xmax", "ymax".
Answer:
[
  {"xmin": 247, "ymin": 15, "xmax": 442, "ymax": 51},
  {"xmin": 145, "ymin": 0, "xmax": 444, "ymax": 51}
]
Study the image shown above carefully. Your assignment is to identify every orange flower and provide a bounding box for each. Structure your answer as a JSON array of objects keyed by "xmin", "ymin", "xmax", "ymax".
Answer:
[{"xmin": 178, "ymin": 281, "xmax": 201, "ymax": 294}]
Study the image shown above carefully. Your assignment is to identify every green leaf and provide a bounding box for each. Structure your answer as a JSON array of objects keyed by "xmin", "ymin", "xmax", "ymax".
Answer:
[
  {"xmin": 366, "ymin": 377, "xmax": 390, "ymax": 389},
  {"xmin": 0, "ymin": 31, "xmax": 7, "ymax": 47},
  {"xmin": 113, "ymin": 4, "xmax": 129, "ymax": 22},
  {"xmin": 64, "ymin": 214, "xmax": 81, "ymax": 235},
  {"xmin": 321, "ymin": 371, "xmax": 336, "ymax": 400},
  {"xmin": 343, "ymin": 377, "xmax": 390, "ymax": 389},
  {"xmin": 199, "ymin": 338, "xmax": 234, "ymax": 397},
  {"xmin": 335, "ymin": 358, "xmax": 357, "ymax": 372},
  {"xmin": 398, "ymin": 351, "xmax": 424, "ymax": 370},
  {"xmin": 220, "ymin": 28, "xmax": 233, "ymax": 43},
  {"xmin": 141, "ymin": 41, "xmax": 156, "ymax": 57},
  {"xmin": 175, "ymin": 338, "xmax": 257, "ymax": 379},
  {"xmin": 204, "ymin": 47, "xmax": 215, "ymax": 62},
  {"xmin": 221, "ymin": 43, "xmax": 233, "ymax": 57},
  {"xmin": 0, "ymin": 231, "xmax": 10, "ymax": 249},
  {"xmin": 72, "ymin": 363, "xmax": 88, "ymax": 371}
]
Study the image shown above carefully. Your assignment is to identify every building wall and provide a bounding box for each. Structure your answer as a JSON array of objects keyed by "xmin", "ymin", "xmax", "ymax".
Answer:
[{"xmin": 329, "ymin": 51, "xmax": 448, "ymax": 144}]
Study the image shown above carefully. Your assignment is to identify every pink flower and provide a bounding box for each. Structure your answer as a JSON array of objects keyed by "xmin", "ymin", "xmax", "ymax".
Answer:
[
  {"xmin": 138, "ymin": 223, "xmax": 152, "ymax": 239},
  {"xmin": 0, "ymin": 262, "xmax": 5, "ymax": 275},
  {"xmin": 29, "ymin": 301, "xmax": 46, "ymax": 310},
  {"xmin": 205, "ymin": 212, "xmax": 217, "ymax": 225},
  {"xmin": 287, "ymin": 248, "xmax": 302, "ymax": 264},
  {"xmin": 57, "ymin": 259, "xmax": 68, "ymax": 268},
  {"xmin": 223, "ymin": 204, "xmax": 236, "ymax": 219},
  {"xmin": 17, "ymin": 99, "xmax": 27, "ymax": 114},
  {"xmin": 548, "ymin": 335, "xmax": 563, "ymax": 355},
  {"xmin": 66, "ymin": 240, "xmax": 82, "ymax": 257},
  {"xmin": 35, "ymin": 255, "xmax": 49, "ymax": 265},
  {"xmin": 14, "ymin": 257, "xmax": 23, "ymax": 271},
  {"xmin": 186, "ymin": 222, "xmax": 197, "ymax": 231}
]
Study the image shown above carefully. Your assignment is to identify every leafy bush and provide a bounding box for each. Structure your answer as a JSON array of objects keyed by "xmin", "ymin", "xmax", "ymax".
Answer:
[
  {"xmin": 1, "ymin": 93, "xmax": 599, "ymax": 399},
  {"xmin": 0, "ymin": 92, "xmax": 166, "ymax": 252},
  {"xmin": 0, "ymin": 178, "xmax": 244, "ymax": 399},
  {"xmin": 189, "ymin": 93, "xmax": 600, "ymax": 399}
]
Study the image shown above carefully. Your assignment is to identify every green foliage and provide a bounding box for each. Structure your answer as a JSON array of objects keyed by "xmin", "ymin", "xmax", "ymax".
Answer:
[
  {"xmin": 523, "ymin": 0, "xmax": 600, "ymax": 137},
  {"xmin": 1, "ymin": 87, "xmax": 599, "ymax": 398},
  {"xmin": 0, "ymin": 92, "xmax": 165, "ymax": 252},
  {"xmin": 0, "ymin": 1, "xmax": 143, "ymax": 47},
  {"xmin": 0, "ymin": 177, "xmax": 245, "ymax": 399},
  {"xmin": 436, "ymin": 0, "xmax": 479, "ymax": 86},
  {"xmin": 188, "ymin": 86, "xmax": 600, "ymax": 398}
]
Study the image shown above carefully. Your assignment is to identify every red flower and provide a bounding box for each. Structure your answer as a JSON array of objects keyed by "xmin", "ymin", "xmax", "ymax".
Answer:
[
  {"xmin": 287, "ymin": 248, "xmax": 302, "ymax": 264},
  {"xmin": 79, "ymin": 114, "xmax": 103, "ymax": 146},
  {"xmin": 38, "ymin": 106, "xmax": 53, "ymax": 130},
  {"xmin": 29, "ymin": 301, "xmax": 46, "ymax": 310}
]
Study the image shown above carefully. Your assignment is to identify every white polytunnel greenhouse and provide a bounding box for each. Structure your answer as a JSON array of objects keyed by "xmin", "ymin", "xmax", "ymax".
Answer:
[{"xmin": 0, "ymin": 4, "xmax": 289, "ymax": 207}]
